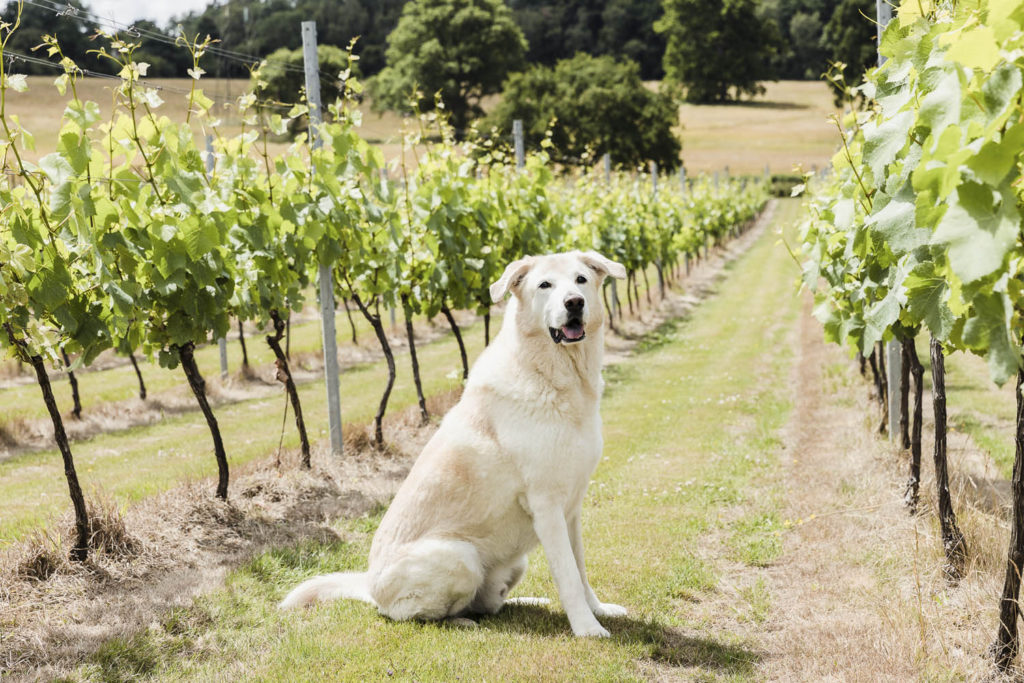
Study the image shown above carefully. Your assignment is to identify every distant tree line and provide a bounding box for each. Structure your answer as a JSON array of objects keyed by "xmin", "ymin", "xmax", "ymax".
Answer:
[
  {"xmin": 3, "ymin": 0, "xmax": 874, "ymax": 88},
  {"xmin": 0, "ymin": 0, "xmax": 878, "ymax": 169}
]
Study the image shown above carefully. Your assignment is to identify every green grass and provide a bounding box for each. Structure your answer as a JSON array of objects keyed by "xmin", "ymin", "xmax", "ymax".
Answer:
[
  {"xmin": 912, "ymin": 336, "xmax": 1017, "ymax": 478},
  {"xmin": 66, "ymin": 199, "xmax": 805, "ymax": 681}
]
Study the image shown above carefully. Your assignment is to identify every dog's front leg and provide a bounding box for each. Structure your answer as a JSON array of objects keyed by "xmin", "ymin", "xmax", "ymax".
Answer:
[
  {"xmin": 528, "ymin": 498, "xmax": 610, "ymax": 637},
  {"xmin": 568, "ymin": 512, "xmax": 628, "ymax": 619}
]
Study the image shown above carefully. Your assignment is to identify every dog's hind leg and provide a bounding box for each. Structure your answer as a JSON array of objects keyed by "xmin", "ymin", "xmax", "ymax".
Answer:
[
  {"xmin": 370, "ymin": 539, "xmax": 484, "ymax": 622},
  {"xmin": 470, "ymin": 555, "xmax": 529, "ymax": 615}
]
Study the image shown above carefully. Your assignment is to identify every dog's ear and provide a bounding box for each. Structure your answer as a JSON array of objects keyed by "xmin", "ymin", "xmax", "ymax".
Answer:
[
  {"xmin": 580, "ymin": 251, "xmax": 626, "ymax": 280},
  {"xmin": 490, "ymin": 257, "xmax": 535, "ymax": 302}
]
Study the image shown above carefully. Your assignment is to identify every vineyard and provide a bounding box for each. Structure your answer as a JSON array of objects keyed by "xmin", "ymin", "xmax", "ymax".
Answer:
[
  {"xmin": 0, "ymin": 0, "xmax": 766, "ymax": 635},
  {"xmin": 798, "ymin": 0, "xmax": 1024, "ymax": 673},
  {"xmin": 6, "ymin": 0, "xmax": 1024, "ymax": 679}
]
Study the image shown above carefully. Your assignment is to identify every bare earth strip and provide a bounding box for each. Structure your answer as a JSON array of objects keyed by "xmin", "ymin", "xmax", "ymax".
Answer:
[{"xmin": 747, "ymin": 296, "xmax": 1007, "ymax": 680}]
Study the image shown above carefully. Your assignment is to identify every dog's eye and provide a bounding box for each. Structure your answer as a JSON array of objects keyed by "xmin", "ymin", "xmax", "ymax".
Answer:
[
  {"xmin": 576, "ymin": 275, "xmax": 587, "ymax": 284},
  {"xmin": 538, "ymin": 281, "xmax": 551, "ymax": 289}
]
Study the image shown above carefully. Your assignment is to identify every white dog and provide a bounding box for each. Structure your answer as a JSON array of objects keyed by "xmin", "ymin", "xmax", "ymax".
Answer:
[{"xmin": 280, "ymin": 250, "xmax": 628, "ymax": 637}]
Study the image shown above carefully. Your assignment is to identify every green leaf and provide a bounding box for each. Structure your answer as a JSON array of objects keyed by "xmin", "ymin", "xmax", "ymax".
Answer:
[
  {"xmin": 967, "ymin": 122, "xmax": 1024, "ymax": 185},
  {"xmin": 961, "ymin": 291, "xmax": 1019, "ymax": 385},
  {"xmin": 916, "ymin": 66, "xmax": 960, "ymax": 134},
  {"xmin": 39, "ymin": 153, "xmax": 74, "ymax": 219},
  {"xmin": 943, "ymin": 25, "xmax": 1000, "ymax": 71},
  {"xmin": 182, "ymin": 221, "xmax": 220, "ymax": 260},
  {"xmin": 866, "ymin": 189, "xmax": 929, "ymax": 255},
  {"xmin": 932, "ymin": 182, "xmax": 1017, "ymax": 284},
  {"xmin": 862, "ymin": 110, "xmax": 914, "ymax": 181},
  {"xmin": 903, "ymin": 263, "xmax": 954, "ymax": 340}
]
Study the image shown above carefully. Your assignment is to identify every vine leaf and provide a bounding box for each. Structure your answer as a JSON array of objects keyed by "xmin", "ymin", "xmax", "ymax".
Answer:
[{"xmin": 931, "ymin": 182, "xmax": 1016, "ymax": 284}]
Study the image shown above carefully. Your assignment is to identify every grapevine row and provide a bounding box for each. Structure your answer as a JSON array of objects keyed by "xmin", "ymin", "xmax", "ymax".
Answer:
[
  {"xmin": 0, "ymin": 15, "xmax": 767, "ymax": 562},
  {"xmin": 798, "ymin": 0, "xmax": 1024, "ymax": 669}
]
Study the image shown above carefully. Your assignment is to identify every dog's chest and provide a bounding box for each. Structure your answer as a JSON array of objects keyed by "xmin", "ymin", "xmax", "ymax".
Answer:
[{"xmin": 500, "ymin": 401, "xmax": 603, "ymax": 498}]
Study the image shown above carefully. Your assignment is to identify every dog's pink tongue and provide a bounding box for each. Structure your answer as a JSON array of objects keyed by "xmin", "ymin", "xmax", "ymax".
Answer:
[{"xmin": 562, "ymin": 325, "xmax": 584, "ymax": 340}]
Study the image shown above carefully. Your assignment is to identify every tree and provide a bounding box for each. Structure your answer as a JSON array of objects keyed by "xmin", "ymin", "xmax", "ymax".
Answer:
[
  {"xmin": 131, "ymin": 20, "xmax": 193, "ymax": 77},
  {"xmin": 372, "ymin": 0, "xmax": 527, "ymax": 132},
  {"xmin": 655, "ymin": 0, "xmax": 780, "ymax": 103},
  {"xmin": 510, "ymin": 0, "xmax": 666, "ymax": 80},
  {"xmin": 755, "ymin": 0, "xmax": 838, "ymax": 79},
  {"xmin": 488, "ymin": 53, "xmax": 681, "ymax": 170},
  {"xmin": 822, "ymin": 0, "xmax": 876, "ymax": 104}
]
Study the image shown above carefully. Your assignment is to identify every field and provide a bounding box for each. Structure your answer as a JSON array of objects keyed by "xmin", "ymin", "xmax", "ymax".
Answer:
[
  {"xmin": 675, "ymin": 81, "xmax": 839, "ymax": 175},
  {"xmin": 3, "ymin": 76, "xmax": 838, "ymax": 173},
  {"xmin": 4, "ymin": 59, "xmax": 1024, "ymax": 682}
]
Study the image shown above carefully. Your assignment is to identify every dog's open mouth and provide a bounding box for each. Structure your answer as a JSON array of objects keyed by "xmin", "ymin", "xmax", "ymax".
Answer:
[{"xmin": 550, "ymin": 319, "xmax": 586, "ymax": 344}]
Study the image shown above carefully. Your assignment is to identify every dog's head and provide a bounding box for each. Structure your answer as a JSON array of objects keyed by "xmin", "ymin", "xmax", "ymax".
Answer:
[{"xmin": 489, "ymin": 251, "xmax": 626, "ymax": 346}]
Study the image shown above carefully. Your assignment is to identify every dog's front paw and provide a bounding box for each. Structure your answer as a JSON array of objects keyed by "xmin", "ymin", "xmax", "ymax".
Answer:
[
  {"xmin": 573, "ymin": 621, "xmax": 611, "ymax": 638},
  {"xmin": 593, "ymin": 602, "xmax": 627, "ymax": 618}
]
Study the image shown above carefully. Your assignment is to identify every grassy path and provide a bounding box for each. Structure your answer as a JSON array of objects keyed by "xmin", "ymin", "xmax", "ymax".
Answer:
[{"xmin": 75, "ymin": 200, "xmax": 805, "ymax": 681}]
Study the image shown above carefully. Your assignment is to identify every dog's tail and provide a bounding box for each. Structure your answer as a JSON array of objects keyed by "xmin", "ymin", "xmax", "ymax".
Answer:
[{"xmin": 278, "ymin": 572, "xmax": 374, "ymax": 610}]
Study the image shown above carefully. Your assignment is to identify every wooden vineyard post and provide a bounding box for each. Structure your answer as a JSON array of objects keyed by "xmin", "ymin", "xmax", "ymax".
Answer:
[
  {"xmin": 603, "ymin": 153, "xmax": 620, "ymax": 326},
  {"xmin": 886, "ymin": 338, "xmax": 902, "ymax": 443},
  {"xmin": 651, "ymin": 161, "xmax": 665, "ymax": 300},
  {"xmin": 679, "ymin": 166, "xmax": 690, "ymax": 276},
  {"xmin": 303, "ymin": 19, "xmax": 343, "ymax": 455},
  {"xmin": 876, "ymin": 1, "xmax": 905, "ymax": 441},
  {"xmin": 218, "ymin": 338, "xmax": 229, "ymax": 379},
  {"xmin": 207, "ymin": 136, "xmax": 229, "ymax": 382},
  {"xmin": 513, "ymin": 119, "xmax": 525, "ymax": 170}
]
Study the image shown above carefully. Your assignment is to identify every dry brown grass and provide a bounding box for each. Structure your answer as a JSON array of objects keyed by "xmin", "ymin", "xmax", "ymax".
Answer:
[
  {"xmin": 741, "ymin": 294, "xmax": 1022, "ymax": 681},
  {"xmin": 3, "ymin": 76, "xmax": 410, "ymax": 164},
  {"xmin": 672, "ymin": 80, "xmax": 840, "ymax": 175},
  {"xmin": 5, "ymin": 76, "xmax": 838, "ymax": 175}
]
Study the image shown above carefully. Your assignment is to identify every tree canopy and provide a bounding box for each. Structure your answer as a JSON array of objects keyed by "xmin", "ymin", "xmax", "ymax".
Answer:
[
  {"xmin": 509, "ymin": 0, "xmax": 666, "ymax": 80},
  {"xmin": 656, "ymin": 0, "xmax": 781, "ymax": 103},
  {"xmin": 1, "ymin": 0, "xmax": 864, "ymax": 91},
  {"xmin": 371, "ymin": 0, "xmax": 526, "ymax": 132},
  {"xmin": 821, "ymin": 0, "xmax": 877, "ymax": 103},
  {"xmin": 488, "ymin": 53, "xmax": 681, "ymax": 170},
  {"xmin": 254, "ymin": 44, "xmax": 358, "ymax": 130},
  {"xmin": 756, "ymin": 0, "xmax": 841, "ymax": 80}
]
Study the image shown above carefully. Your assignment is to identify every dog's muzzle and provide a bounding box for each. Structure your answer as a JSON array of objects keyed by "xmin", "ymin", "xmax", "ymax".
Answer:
[{"xmin": 550, "ymin": 318, "xmax": 585, "ymax": 344}]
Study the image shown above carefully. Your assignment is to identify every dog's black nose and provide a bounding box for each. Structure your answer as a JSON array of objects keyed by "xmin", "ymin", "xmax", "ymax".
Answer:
[{"xmin": 565, "ymin": 296, "xmax": 584, "ymax": 313}]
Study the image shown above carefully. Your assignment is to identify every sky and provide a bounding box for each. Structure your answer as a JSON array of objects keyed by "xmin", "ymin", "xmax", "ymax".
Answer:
[{"xmin": 87, "ymin": 0, "xmax": 213, "ymax": 28}]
